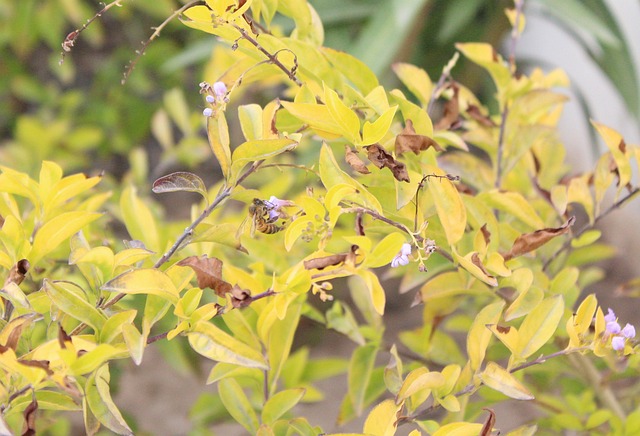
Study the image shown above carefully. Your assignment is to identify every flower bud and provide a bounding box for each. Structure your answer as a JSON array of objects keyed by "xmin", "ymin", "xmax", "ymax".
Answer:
[
  {"xmin": 213, "ymin": 81, "xmax": 227, "ymax": 97},
  {"xmin": 611, "ymin": 336, "xmax": 625, "ymax": 351},
  {"xmin": 203, "ymin": 108, "xmax": 213, "ymax": 117}
]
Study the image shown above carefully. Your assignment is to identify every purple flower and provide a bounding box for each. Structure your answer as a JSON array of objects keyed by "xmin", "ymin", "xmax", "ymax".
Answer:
[
  {"xmin": 203, "ymin": 108, "xmax": 213, "ymax": 117},
  {"xmin": 205, "ymin": 95, "xmax": 215, "ymax": 104},
  {"xmin": 604, "ymin": 308, "xmax": 617, "ymax": 323},
  {"xmin": 621, "ymin": 323, "xmax": 636, "ymax": 339},
  {"xmin": 391, "ymin": 243, "xmax": 412, "ymax": 268},
  {"xmin": 611, "ymin": 336, "xmax": 626, "ymax": 351},
  {"xmin": 213, "ymin": 81, "xmax": 227, "ymax": 97},
  {"xmin": 606, "ymin": 321, "xmax": 621, "ymax": 335}
]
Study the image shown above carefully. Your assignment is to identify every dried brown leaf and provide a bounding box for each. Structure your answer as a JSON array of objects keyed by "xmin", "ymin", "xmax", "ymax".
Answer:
[
  {"xmin": 480, "ymin": 408, "xmax": 496, "ymax": 436},
  {"xmin": 304, "ymin": 245, "xmax": 359, "ymax": 270},
  {"xmin": 177, "ymin": 255, "xmax": 233, "ymax": 297},
  {"xmin": 395, "ymin": 120, "xmax": 444, "ymax": 155},
  {"xmin": 471, "ymin": 253, "xmax": 496, "ymax": 283},
  {"xmin": 434, "ymin": 82, "xmax": 460, "ymax": 130},
  {"xmin": 365, "ymin": 144, "xmax": 410, "ymax": 182},
  {"xmin": 58, "ymin": 324, "xmax": 72, "ymax": 349},
  {"xmin": 22, "ymin": 393, "xmax": 37, "ymax": 436},
  {"xmin": 480, "ymin": 224, "xmax": 491, "ymax": 246},
  {"xmin": 502, "ymin": 216, "xmax": 576, "ymax": 261},
  {"xmin": 4, "ymin": 259, "xmax": 30, "ymax": 288},
  {"xmin": 18, "ymin": 359, "xmax": 53, "ymax": 376},
  {"xmin": 344, "ymin": 145, "xmax": 371, "ymax": 174},
  {"xmin": 230, "ymin": 285, "xmax": 252, "ymax": 308},
  {"xmin": 467, "ymin": 104, "xmax": 496, "ymax": 127}
]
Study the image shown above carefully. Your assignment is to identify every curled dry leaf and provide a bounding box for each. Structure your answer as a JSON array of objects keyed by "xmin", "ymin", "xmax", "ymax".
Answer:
[
  {"xmin": 502, "ymin": 216, "xmax": 576, "ymax": 261},
  {"xmin": 152, "ymin": 171, "xmax": 208, "ymax": 202},
  {"xmin": 22, "ymin": 392, "xmax": 37, "ymax": 436},
  {"xmin": 230, "ymin": 285, "xmax": 252, "ymax": 308},
  {"xmin": 177, "ymin": 255, "xmax": 232, "ymax": 297},
  {"xmin": 18, "ymin": 359, "xmax": 54, "ymax": 376},
  {"xmin": 365, "ymin": 144, "xmax": 410, "ymax": 182},
  {"xmin": 480, "ymin": 408, "xmax": 496, "ymax": 436},
  {"xmin": 58, "ymin": 324, "xmax": 72, "ymax": 349},
  {"xmin": 467, "ymin": 104, "xmax": 497, "ymax": 127},
  {"xmin": 471, "ymin": 253, "xmax": 496, "ymax": 283},
  {"xmin": 345, "ymin": 145, "xmax": 370, "ymax": 174},
  {"xmin": 3, "ymin": 259, "xmax": 30, "ymax": 288},
  {"xmin": 434, "ymin": 82, "xmax": 460, "ymax": 131},
  {"xmin": 480, "ymin": 224, "xmax": 491, "ymax": 246},
  {"xmin": 304, "ymin": 245, "xmax": 359, "ymax": 270},
  {"xmin": 395, "ymin": 120, "xmax": 444, "ymax": 156}
]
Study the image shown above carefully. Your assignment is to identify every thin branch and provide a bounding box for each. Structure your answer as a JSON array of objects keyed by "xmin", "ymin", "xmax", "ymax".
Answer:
[
  {"xmin": 341, "ymin": 207, "xmax": 420, "ymax": 242},
  {"xmin": 59, "ymin": 0, "xmax": 128, "ymax": 65},
  {"xmin": 122, "ymin": 0, "xmax": 204, "ymax": 84},
  {"xmin": 231, "ymin": 23, "xmax": 303, "ymax": 87},
  {"xmin": 543, "ymin": 187, "xmax": 640, "ymax": 271},
  {"xmin": 398, "ymin": 346, "xmax": 590, "ymax": 425},
  {"xmin": 508, "ymin": 0, "xmax": 525, "ymax": 72},
  {"xmin": 427, "ymin": 52, "xmax": 459, "ymax": 116},
  {"xmin": 494, "ymin": 103, "xmax": 509, "ymax": 188}
]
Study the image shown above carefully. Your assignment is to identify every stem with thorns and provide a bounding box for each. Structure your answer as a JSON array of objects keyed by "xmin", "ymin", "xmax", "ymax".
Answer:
[
  {"xmin": 122, "ymin": 0, "xmax": 204, "ymax": 84},
  {"xmin": 59, "ymin": 0, "xmax": 128, "ymax": 64}
]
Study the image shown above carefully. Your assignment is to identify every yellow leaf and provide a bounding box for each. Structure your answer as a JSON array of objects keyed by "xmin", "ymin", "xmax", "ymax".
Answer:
[
  {"xmin": 467, "ymin": 301, "xmax": 505, "ymax": 371},
  {"xmin": 362, "ymin": 105, "xmax": 398, "ymax": 145},
  {"xmin": 397, "ymin": 367, "xmax": 445, "ymax": 402},
  {"xmin": 424, "ymin": 165, "xmax": 466, "ymax": 245},
  {"xmin": 324, "ymin": 84, "xmax": 361, "ymax": 143},
  {"xmin": 363, "ymin": 399, "xmax": 400, "ymax": 436},
  {"xmin": 230, "ymin": 138, "xmax": 297, "ymax": 185},
  {"xmin": 453, "ymin": 250, "xmax": 498, "ymax": 287},
  {"xmin": 488, "ymin": 324, "xmax": 520, "ymax": 356},
  {"xmin": 479, "ymin": 190, "xmax": 545, "ymax": 229},
  {"xmin": 517, "ymin": 295, "xmax": 564, "ymax": 358},
  {"xmin": 480, "ymin": 362, "xmax": 533, "ymax": 400},
  {"xmin": 365, "ymin": 232, "xmax": 406, "ymax": 268},
  {"xmin": 359, "ymin": 270, "xmax": 386, "ymax": 316},
  {"xmin": 392, "ymin": 63, "xmax": 433, "ymax": 106},
  {"xmin": 592, "ymin": 121, "xmax": 632, "ymax": 195},
  {"xmin": 120, "ymin": 185, "xmax": 160, "ymax": 252},
  {"xmin": 456, "ymin": 43, "xmax": 511, "ymax": 93},
  {"xmin": 30, "ymin": 211, "xmax": 102, "ymax": 265},
  {"xmin": 206, "ymin": 112, "xmax": 231, "ymax": 179},
  {"xmin": 567, "ymin": 175, "xmax": 594, "ymax": 224},
  {"xmin": 281, "ymin": 101, "xmax": 343, "ymax": 138},
  {"xmin": 102, "ymin": 269, "xmax": 179, "ymax": 304},
  {"xmin": 433, "ymin": 422, "xmax": 483, "ymax": 436}
]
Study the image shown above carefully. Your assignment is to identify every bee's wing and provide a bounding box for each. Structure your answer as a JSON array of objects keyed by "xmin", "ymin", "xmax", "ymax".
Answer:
[{"xmin": 236, "ymin": 215, "xmax": 251, "ymax": 240}]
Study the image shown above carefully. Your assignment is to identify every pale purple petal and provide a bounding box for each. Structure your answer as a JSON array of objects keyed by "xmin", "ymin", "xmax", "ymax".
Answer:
[
  {"xmin": 203, "ymin": 108, "xmax": 213, "ymax": 117},
  {"xmin": 401, "ymin": 243, "xmax": 412, "ymax": 256},
  {"xmin": 621, "ymin": 323, "xmax": 636, "ymax": 339},
  {"xmin": 213, "ymin": 81, "xmax": 227, "ymax": 97},
  {"xmin": 611, "ymin": 336, "xmax": 626, "ymax": 351},
  {"xmin": 606, "ymin": 321, "xmax": 621, "ymax": 335},
  {"xmin": 391, "ymin": 254, "xmax": 409, "ymax": 268},
  {"xmin": 205, "ymin": 95, "xmax": 215, "ymax": 104},
  {"xmin": 604, "ymin": 308, "xmax": 616, "ymax": 323}
]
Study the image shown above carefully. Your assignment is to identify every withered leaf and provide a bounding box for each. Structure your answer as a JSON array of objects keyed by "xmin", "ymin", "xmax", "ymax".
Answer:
[
  {"xmin": 304, "ymin": 245, "xmax": 359, "ymax": 270},
  {"xmin": 471, "ymin": 253, "xmax": 496, "ymax": 283},
  {"xmin": 18, "ymin": 359, "xmax": 53, "ymax": 376},
  {"xmin": 467, "ymin": 104, "xmax": 496, "ymax": 127},
  {"xmin": 434, "ymin": 82, "xmax": 460, "ymax": 131},
  {"xmin": 496, "ymin": 325, "xmax": 511, "ymax": 334},
  {"xmin": 395, "ymin": 120, "xmax": 444, "ymax": 156},
  {"xmin": 480, "ymin": 224, "xmax": 491, "ymax": 246},
  {"xmin": 177, "ymin": 255, "xmax": 233, "ymax": 297},
  {"xmin": 230, "ymin": 285, "xmax": 252, "ymax": 308},
  {"xmin": 502, "ymin": 216, "xmax": 576, "ymax": 261},
  {"xmin": 480, "ymin": 408, "xmax": 496, "ymax": 436},
  {"xmin": 58, "ymin": 324, "xmax": 72, "ymax": 349},
  {"xmin": 152, "ymin": 171, "xmax": 208, "ymax": 202},
  {"xmin": 365, "ymin": 144, "xmax": 410, "ymax": 182},
  {"xmin": 355, "ymin": 211, "xmax": 365, "ymax": 236},
  {"xmin": 3, "ymin": 259, "xmax": 30, "ymax": 288},
  {"xmin": 22, "ymin": 393, "xmax": 37, "ymax": 436},
  {"xmin": 344, "ymin": 145, "xmax": 370, "ymax": 174}
]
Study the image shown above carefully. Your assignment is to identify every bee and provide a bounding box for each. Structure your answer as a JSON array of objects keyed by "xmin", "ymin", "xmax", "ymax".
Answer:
[{"xmin": 248, "ymin": 198, "xmax": 284, "ymax": 236}]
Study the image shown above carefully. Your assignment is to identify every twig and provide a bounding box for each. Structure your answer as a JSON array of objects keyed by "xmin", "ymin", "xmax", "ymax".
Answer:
[
  {"xmin": 231, "ymin": 23, "xmax": 302, "ymax": 87},
  {"xmin": 543, "ymin": 187, "xmax": 640, "ymax": 271},
  {"xmin": 341, "ymin": 207, "xmax": 420, "ymax": 242},
  {"xmin": 508, "ymin": 0, "xmax": 525, "ymax": 73},
  {"xmin": 398, "ymin": 346, "xmax": 590, "ymax": 425},
  {"xmin": 59, "ymin": 0, "xmax": 128, "ymax": 65},
  {"xmin": 427, "ymin": 52, "xmax": 459, "ymax": 116},
  {"xmin": 494, "ymin": 104, "xmax": 509, "ymax": 188},
  {"xmin": 122, "ymin": 0, "xmax": 204, "ymax": 84}
]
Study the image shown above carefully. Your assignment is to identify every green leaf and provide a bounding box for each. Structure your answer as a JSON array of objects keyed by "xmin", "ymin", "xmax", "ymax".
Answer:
[
  {"xmin": 480, "ymin": 362, "xmax": 534, "ymax": 400},
  {"xmin": 322, "ymin": 47, "xmax": 379, "ymax": 95},
  {"xmin": 100, "ymin": 310, "xmax": 137, "ymax": 344},
  {"xmin": 43, "ymin": 279, "xmax": 106, "ymax": 332},
  {"xmin": 238, "ymin": 104, "xmax": 263, "ymax": 141},
  {"xmin": 365, "ymin": 232, "xmax": 407, "ymax": 268},
  {"xmin": 70, "ymin": 344, "xmax": 127, "ymax": 376},
  {"xmin": 261, "ymin": 388, "xmax": 306, "ymax": 424},
  {"xmin": 517, "ymin": 295, "xmax": 564, "ymax": 359},
  {"xmin": 230, "ymin": 138, "xmax": 297, "ymax": 185},
  {"xmin": 86, "ymin": 365, "xmax": 133, "ymax": 435},
  {"xmin": 267, "ymin": 299, "xmax": 302, "ymax": 395},
  {"xmin": 348, "ymin": 344, "xmax": 378, "ymax": 415},
  {"xmin": 122, "ymin": 323, "xmax": 145, "ymax": 365},
  {"xmin": 188, "ymin": 321, "xmax": 268, "ymax": 369},
  {"xmin": 102, "ymin": 269, "xmax": 179, "ymax": 304},
  {"xmin": 30, "ymin": 211, "xmax": 102, "ymax": 265},
  {"xmin": 362, "ymin": 105, "xmax": 398, "ymax": 145},
  {"xmin": 218, "ymin": 378, "xmax": 259, "ymax": 433}
]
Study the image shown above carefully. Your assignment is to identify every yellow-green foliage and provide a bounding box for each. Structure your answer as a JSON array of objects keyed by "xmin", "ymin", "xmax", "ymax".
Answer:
[{"xmin": 1, "ymin": 1, "xmax": 639, "ymax": 435}]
